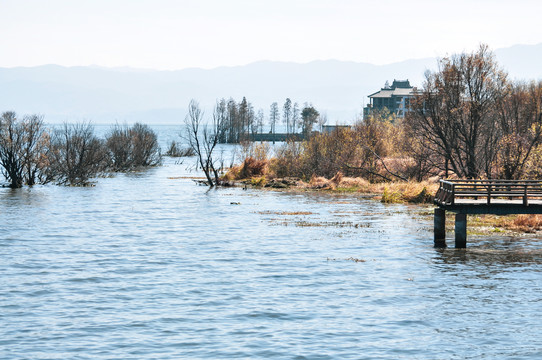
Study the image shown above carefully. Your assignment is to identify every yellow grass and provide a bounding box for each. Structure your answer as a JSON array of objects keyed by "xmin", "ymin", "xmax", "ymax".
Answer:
[
  {"xmin": 224, "ymin": 167, "xmax": 440, "ymax": 204},
  {"xmin": 496, "ymin": 214, "xmax": 542, "ymax": 233}
]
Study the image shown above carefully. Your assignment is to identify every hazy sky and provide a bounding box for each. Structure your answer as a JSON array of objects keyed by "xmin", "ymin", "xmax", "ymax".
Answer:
[{"xmin": 1, "ymin": 0, "xmax": 541, "ymax": 70}]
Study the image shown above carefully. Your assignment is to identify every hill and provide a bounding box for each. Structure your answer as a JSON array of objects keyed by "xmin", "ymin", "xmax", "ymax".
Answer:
[{"xmin": 0, "ymin": 43, "xmax": 540, "ymax": 124}]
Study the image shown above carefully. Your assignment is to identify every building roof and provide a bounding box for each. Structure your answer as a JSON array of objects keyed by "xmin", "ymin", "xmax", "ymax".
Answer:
[
  {"xmin": 369, "ymin": 88, "xmax": 416, "ymax": 98},
  {"xmin": 368, "ymin": 79, "xmax": 417, "ymax": 98},
  {"xmin": 391, "ymin": 80, "xmax": 411, "ymax": 89}
]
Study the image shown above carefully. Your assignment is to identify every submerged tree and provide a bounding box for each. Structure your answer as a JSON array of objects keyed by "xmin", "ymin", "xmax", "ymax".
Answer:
[
  {"xmin": 105, "ymin": 125, "xmax": 132, "ymax": 171},
  {"xmin": 48, "ymin": 122, "xmax": 108, "ymax": 186},
  {"xmin": 129, "ymin": 123, "xmax": 161, "ymax": 167},
  {"xmin": 0, "ymin": 112, "xmax": 25, "ymax": 188},
  {"xmin": 185, "ymin": 100, "xmax": 223, "ymax": 187},
  {"xmin": 0, "ymin": 112, "xmax": 49, "ymax": 188},
  {"xmin": 106, "ymin": 123, "xmax": 161, "ymax": 171}
]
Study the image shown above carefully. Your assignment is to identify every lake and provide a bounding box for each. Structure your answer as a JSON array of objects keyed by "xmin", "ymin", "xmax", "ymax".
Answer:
[{"xmin": 1, "ymin": 125, "xmax": 542, "ymax": 359}]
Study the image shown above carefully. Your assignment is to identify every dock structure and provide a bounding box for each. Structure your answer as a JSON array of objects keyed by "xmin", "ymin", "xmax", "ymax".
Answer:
[
  {"xmin": 433, "ymin": 179, "xmax": 542, "ymax": 248},
  {"xmin": 248, "ymin": 133, "xmax": 304, "ymax": 142}
]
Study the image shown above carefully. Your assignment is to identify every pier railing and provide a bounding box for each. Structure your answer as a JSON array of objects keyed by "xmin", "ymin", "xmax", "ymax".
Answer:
[{"xmin": 434, "ymin": 179, "xmax": 542, "ymax": 207}]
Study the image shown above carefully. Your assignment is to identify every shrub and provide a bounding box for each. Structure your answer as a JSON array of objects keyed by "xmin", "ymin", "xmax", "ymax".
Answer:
[
  {"xmin": 250, "ymin": 176, "xmax": 267, "ymax": 187},
  {"xmin": 309, "ymin": 174, "xmax": 336, "ymax": 190},
  {"xmin": 0, "ymin": 112, "xmax": 49, "ymax": 188},
  {"xmin": 106, "ymin": 123, "xmax": 161, "ymax": 170},
  {"xmin": 130, "ymin": 123, "xmax": 161, "ymax": 167},
  {"xmin": 268, "ymin": 140, "xmax": 304, "ymax": 178},
  {"xmin": 48, "ymin": 123, "xmax": 108, "ymax": 186},
  {"xmin": 165, "ymin": 141, "xmax": 195, "ymax": 157},
  {"xmin": 381, "ymin": 186, "xmax": 402, "ymax": 203},
  {"xmin": 239, "ymin": 157, "xmax": 268, "ymax": 179},
  {"xmin": 106, "ymin": 125, "xmax": 132, "ymax": 171}
]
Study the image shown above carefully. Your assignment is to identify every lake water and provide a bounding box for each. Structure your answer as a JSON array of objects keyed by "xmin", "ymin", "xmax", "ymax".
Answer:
[{"xmin": 1, "ymin": 126, "xmax": 542, "ymax": 359}]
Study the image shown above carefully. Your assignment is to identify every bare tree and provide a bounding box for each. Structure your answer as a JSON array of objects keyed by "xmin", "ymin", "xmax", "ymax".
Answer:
[
  {"xmin": 48, "ymin": 122, "xmax": 108, "ymax": 186},
  {"xmin": 283, "ymin": 98, "xmax": 292, "ymax": 135},
  {"xmin": 238, "ymin": 97, "xmax": 249, "ymax": 142},
  {"xmin": 0, "ymin": 112, "xmax": 25, "ymax": 188},
  {"xmin": 106, "ymin": 123, "xmax": 161, "ymax": 171},
  {"xmin": 0, "ymin": 112, "xmax": 49, "ymax": 188},
  {"xmin": 185, "ymin": 100, "xmax": 223, "ymax": 187},
  {"xmin": 130, "ymin": 123, "xmax": 161, "ymax": 167},
  {"xmin": 215, "ymin": 99, "xmax": 228, "ymax": 143},
  {"xmin": 106, "ymin": 124, "xmax": 132, "ymax": 171},
  {"xmin": 318, "ymin": 111, "xmax": 328, "ymax": 132},
  {"xmin": 292, "ymin": 102, "xmax": 300, "ymax": 133},
  {"xmin": 494, "ymin": 80, "xmax": 542, "ymax": 179},
  {"xmin": 407, "ymin": 44, "xmax": 507, "ymax": 178},
  {"xmin": 256, "ymin": 109, "xmax": 265, "ymax": 135},
  {"xmin": 269, "ymin": 102, "xmax": 280, "ymax": 143},
  {"xmin": 22, "ymin": 114, "xmax": 49, "ymax": 185}
]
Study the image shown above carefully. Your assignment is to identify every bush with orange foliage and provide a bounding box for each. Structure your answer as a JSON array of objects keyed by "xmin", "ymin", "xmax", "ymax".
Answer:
[
  {"xmin": 223, "ymin": 157, "xmax": 268, "ymax": 181},
  {"xmin": 268, "ymin": 116, "xmax": 418, "ymax": 182},
  {"xmin": 239, "ymin": 157, "xmax": 268, "ymax": 178}
]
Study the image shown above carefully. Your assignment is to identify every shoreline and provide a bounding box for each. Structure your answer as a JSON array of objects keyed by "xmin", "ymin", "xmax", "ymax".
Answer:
[{"xmin": 223, "ymin": 176, "xmax": 542, "ymax": 237}]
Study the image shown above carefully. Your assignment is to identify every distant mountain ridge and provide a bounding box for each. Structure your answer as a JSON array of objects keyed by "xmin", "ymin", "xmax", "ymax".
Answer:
[{"xmin": 0, "ymin": 43, "xmax": 540, "ymax": 124}]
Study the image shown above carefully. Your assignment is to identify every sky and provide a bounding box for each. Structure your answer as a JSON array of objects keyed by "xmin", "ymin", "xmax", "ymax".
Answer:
[{"xmin": 1, "ymin": 0, "xmax": 542, "ymax": 70}]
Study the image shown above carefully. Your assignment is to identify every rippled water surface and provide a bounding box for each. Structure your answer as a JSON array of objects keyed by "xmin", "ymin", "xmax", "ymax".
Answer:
[{"xmin": 1, "ymin": 127, "xmax": 542, "ymax": 359}]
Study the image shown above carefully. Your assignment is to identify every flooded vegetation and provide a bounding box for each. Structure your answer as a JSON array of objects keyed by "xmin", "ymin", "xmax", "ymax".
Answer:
[
  {"xmin": 2, "ymin": 139, "xmax": 541, "ymax": 358},
  {"xmin": 2, "ymin": 44, "xmax": 542, "ymax": 359}
]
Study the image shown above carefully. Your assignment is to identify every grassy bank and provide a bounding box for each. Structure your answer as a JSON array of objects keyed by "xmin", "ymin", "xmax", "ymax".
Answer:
[
  {"xmin": 223, "ymin": 158, "xmax": 438, "ymax": 204},
  {"xmin": 222, "ymin": 159, "xmax": 542, "ymax": 236}
]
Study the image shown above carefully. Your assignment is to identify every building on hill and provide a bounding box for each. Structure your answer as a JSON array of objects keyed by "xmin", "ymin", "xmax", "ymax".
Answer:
[{"xmin": 363, "ymin": 79, "xmax": 418, "ymax": 119}]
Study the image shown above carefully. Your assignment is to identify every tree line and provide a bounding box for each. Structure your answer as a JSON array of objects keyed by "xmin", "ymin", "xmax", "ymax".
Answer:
[
  {"xmin": 406, "ymin": 44, "xmax": 542, "ymax": 180},
  {"xmin": 212, "ymin": 97, "xmax": 321, "ymax": 143},
  {"xmin": 226, "ymin": 45, "xmax": 542, "ymax": 184},
  {"xmin": 0, "ymin": 113, "xmax": 161, "ymax": 188},
  {"xmin": 182, "ymin": 97, "xmax": 324, "ymax": 187}
]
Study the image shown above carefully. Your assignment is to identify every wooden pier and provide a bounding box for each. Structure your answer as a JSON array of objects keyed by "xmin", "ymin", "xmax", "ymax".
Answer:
[
  {"xmin": 248, "ymin": 133, "xmax": 304, "ymax": 142},
  {"xmin": 433, "ymin": 179, "xmax": 542, "ymax": 248}
]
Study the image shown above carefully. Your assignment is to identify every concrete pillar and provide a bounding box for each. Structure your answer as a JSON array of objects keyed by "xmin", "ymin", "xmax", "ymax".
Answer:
[
  {"xmin": 434, "ymin": 208, "xmax": 446, "ymax": 248},
  {"xmin": 455, "ymin": 213, "xmax": 467, "ymax": 249}
]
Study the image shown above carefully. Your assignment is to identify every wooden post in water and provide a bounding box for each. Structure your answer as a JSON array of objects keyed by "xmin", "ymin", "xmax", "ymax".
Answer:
[
  {"xmin": 434, "ymin": 208, "xmax": 446, "ymax": 248},
  {"xmin": 455, "ymin": 213, "xmax": 467, "ymax": 248}
]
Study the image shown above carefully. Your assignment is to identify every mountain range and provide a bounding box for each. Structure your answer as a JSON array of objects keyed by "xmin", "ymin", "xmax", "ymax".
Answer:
[{"xmin": 0, "ymin": 43, "xmax": 541, "ymax": 125}]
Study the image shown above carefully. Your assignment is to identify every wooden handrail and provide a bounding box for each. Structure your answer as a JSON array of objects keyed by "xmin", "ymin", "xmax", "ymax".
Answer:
[{"xmin": 434, "ymin": 179, "xmax": 542, "ymax": 206}]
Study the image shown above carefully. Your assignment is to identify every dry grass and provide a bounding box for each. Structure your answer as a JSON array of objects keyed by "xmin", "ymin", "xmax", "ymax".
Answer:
[
  {"xmin": 223, "ymin": 157, "xmax": 269, "ymax": 181},
  {"xmin": 369, "ymin": 181, "xmax": 439, "ymax": 203},
  {"xmin": 257, "ymin": 211, "xmax": 315, "ymax": 215},
  {"xmin": 309, "ymin": 174, "xmax": 336, "ymax": 190},
  {"xmin": 451, "ymin": 214, "xmax": 542, "ymax": 235},
  {"xmin": 224, "ymin": 161, "xmax": 439, "ymax": 204},
  {"xmin": 496, "ymin": 214, "xmax": 542, "ymax": 233},
  {"xmin": 308, "ymin": 172, "xmax": 372, "ymax": 192},
  {"xmin": 305, "ymin": 172, "xmax": 438, "ymax": 203},
  {"xmin": 337, "ymin": 176, "xmax": 370, "ymax": 189}
]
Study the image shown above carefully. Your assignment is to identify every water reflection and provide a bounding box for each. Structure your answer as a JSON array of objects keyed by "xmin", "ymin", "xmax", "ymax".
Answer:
[
  {"xmin": 0, "ymin": 186, "xmax": 48, "ymax": 207},
  {"xmin": 1, "ymin": 138, "xmax": 542, "ymax": 359},
  {"xmin": 435, "ymin": 247, "xmax": 542, "ymax": 266}
]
